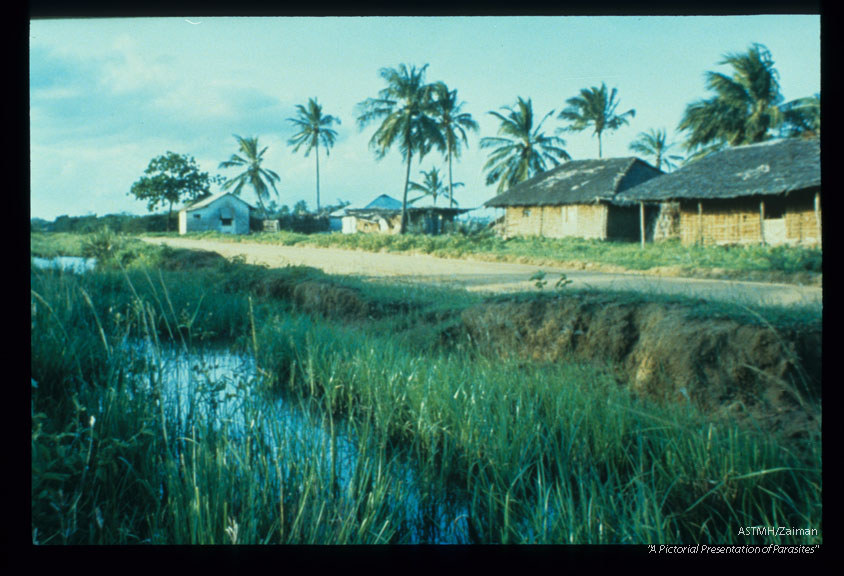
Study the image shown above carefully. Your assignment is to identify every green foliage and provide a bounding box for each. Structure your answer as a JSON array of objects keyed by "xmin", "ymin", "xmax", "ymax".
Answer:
[
  {"xmin": 780, "ymin": 93, "xmax": 821, "ymax": 138},
  {"xmin": 530, "ymin": 270, "xmax": 573, "ymax": 291},
  {"xmin": 129, "ymin": 152, "xmax": 213, "ymax": 230},
  {"xmin": 559, "ymin": 82, "xmax": 635, "ymax": 158},
  {"xmin": 432, "ymin": 84, "xmax": 478, "ymax": 208},
  {"xmin": 678, "ymin": 43, "xmax": 785, "ymax": 157},
  {"xmin": 287, "ymin": 97, "xmax": 341, "ymax": 211},
  {"xmin": 763, "ymin": 244, "xmax": 823, "ymax": 274},
  {"xmin": 81, "ymin": 227, "xmax": 122, "ymax": 263},
  {"xmin": 219, "ymin": 135, "xmax": 281, "ymax": 220},
  {"xmin": 408, "ymin": 166, "xmax": 462, "ymax": 206},
  {"xmin": 356, "ymin": 63, "xmax": 446, "ymax": 233},
  {"xmin": 480, "ymin": 97, "xmax": 570, "ymax": 193},
  {"xmin": 628, "ymin": 128, "xmax": 685, "ymax": 171},
  {"xmin": 31, "ymin": 250, "xmax": 821, "ymax": 544}
]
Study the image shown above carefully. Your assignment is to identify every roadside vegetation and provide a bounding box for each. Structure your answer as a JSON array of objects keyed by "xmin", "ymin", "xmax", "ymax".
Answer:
[
  {"xmin": 151, "ymin": 228, "xmax": 823, "ymax": 284},
  {"xmin": 31, "ymin": 233, "xmax": 821, "ymax": 544}
]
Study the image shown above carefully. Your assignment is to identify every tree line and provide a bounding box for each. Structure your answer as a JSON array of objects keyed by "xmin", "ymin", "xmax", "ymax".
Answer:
[{"xmin": 128, "ymin": 43, "xmax": 820, "ymax": 234}]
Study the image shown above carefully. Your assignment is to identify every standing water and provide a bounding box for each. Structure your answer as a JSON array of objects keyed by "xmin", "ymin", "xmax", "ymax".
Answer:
[
  {"xmin": 126, "ymin": 340, "xmax": 473, "ymax": 544},
  {"xmin": 32, "ymin": 256, "xmax": 97, "ymax": 273}
]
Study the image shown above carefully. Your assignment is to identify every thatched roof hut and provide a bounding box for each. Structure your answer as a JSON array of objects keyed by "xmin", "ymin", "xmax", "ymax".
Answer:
[
  {"xmin": 617, "ymin": 138, "xmax": 821, "ymax": 246},
  {"xmin": 485, "ymin": 157, "xmax": 663, "ymax": 241}
]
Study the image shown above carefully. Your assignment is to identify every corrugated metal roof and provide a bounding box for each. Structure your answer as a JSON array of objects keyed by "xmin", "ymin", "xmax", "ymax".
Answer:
[
  {"xmin": 484, "ymin": 157, "xmax": 663, "ymax": 207},
  {"xmin": 616, "ymin": 137, "xmax": 820, "ymax": 203},
  {"xmin": 364, "ymin": 194, "xmax": 403, "ymax": 210},
  {"xmin": 181, "ymin": 191, "xmax": 255, "ymax": 212}
]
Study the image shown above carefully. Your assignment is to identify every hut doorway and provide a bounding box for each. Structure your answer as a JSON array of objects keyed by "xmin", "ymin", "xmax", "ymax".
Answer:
[
  {"xmin": 762, "ymin": 198, "xmax": 786, "ymax": 245},
  {"xmin": 561, "ymin": 205, "xmax": 578, "ymax": 236}
]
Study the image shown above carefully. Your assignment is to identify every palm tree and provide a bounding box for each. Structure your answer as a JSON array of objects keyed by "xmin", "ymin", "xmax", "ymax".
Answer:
[
  {"xmin": 408, "ymin": 166, "xmax": 463, "ymax": 206},
  {"xmin": 218, "ymin": 135, "xmax": 281, "ymax": 220},
  {"xmin": 480, "ymin": 97, "xmax": 570, "ymax": 193},
  {"xmin": 356, "ymin": 63, "xmax": 445, "ymax": 234},
  {"xmin": 558, "ymin": 83, "xmax": 635, "ymax": 158},
  {"xmin": 432, "ymin": 84, "xmax": 478, "ymax": 208},
  {"xmin": 287, "ymin": 97, "xmax": 341, "ymax": 212},
  {"xmin": 678, "ymin": 43, "xmax": 784, "ymax": 158},
  {"xmin": 780, "ymin": 93, "xmax": 820, "ymax": 138},
  {"xmin": 628, "ymin": 128, "xmax": 685, "ymax": 172}
]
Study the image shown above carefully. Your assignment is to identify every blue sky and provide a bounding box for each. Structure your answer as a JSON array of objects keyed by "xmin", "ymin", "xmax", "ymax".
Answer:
[{"xmin": 29, "ymin": 15, "xmax": 821, "ymax": 220}]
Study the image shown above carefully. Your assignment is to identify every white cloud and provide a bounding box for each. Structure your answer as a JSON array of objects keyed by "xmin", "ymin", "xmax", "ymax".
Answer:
[{"xmin": 99, "ymin": 34, "xmax": 173, "ymax": 95}]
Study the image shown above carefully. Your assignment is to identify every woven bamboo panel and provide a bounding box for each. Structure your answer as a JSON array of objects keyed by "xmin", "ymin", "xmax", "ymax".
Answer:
[
  {"xmin": 785, "ymin": 209, "xmax": 821, "ymax": 245},
  {"xmin": 505, "ymin": 204, "xmax": 610, "ymax": 239},
  {"xmin": 679, "ymin": 194, "xmax": 821, "ymax": 246}
]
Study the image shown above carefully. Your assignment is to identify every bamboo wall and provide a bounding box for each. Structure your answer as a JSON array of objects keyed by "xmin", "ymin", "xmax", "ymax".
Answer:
[
  {"xmin": 504, "ymin": 204, "xmax": 609, "ymax": 239},
  {"xmin": 785, "ymin": 207, "xmax": 822, "ymax": 245},
  {"xmin": 679, "ymin": 190, "xmax": 821, "ymax": 246}
]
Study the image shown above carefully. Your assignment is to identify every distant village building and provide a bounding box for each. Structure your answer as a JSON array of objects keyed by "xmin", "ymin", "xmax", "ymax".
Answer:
[
  {"xmin": 617, "ymin": 137, "xmax": 821, "ymax": 246},
  {"xmin": 178, "ymin": 191, "xmax": 254, "ymax": 235},
  {"xmin": 340, "ymin": 194, "xmax": 470, "ymax": 235},
  {"xmin": 485, "ymin": 157, "xmax": 664, "ymax": 241}
]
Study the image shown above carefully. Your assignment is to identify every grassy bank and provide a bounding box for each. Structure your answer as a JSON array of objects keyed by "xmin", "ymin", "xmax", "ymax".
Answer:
[{"xmin": 31, "ymin": 242, "xmax": 822, "ymax": 544}]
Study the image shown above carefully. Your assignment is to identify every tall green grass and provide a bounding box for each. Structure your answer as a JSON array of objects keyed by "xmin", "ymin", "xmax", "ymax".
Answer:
[
  {"xmin": 256, "ymin": 313, "xmax": 822, "ymax": 544},
  {"xmin": 31, "ymin": 254, "xmax": 822, "ymax": 544}
]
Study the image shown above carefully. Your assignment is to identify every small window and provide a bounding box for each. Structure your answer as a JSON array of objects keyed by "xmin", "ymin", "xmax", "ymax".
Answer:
[
  {"xmin": 523, "ymin": 208, "xmax": 532, "ymax": 217},
  {"xmin": 193, "ymin": 214, "xmax": 201, "ymax": 220},
  {"xmin": 221, "ymin": 217, "xmax": 233, "ymax": 226}
]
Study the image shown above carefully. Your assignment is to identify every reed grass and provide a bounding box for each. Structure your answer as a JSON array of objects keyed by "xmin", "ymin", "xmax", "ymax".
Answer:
[{"xmin": 31, "ymin": 249, "xmax": 822, "ymax": 544}]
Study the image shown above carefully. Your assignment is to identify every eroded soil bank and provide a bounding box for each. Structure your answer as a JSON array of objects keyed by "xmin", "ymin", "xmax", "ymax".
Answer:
[
  {"xmin": 458, "ymin": 295, "xmax": 821, "ymax": 438},
  {"xmin": 263, "ymin": 275, "xmax": 821, "ymax": 439}
]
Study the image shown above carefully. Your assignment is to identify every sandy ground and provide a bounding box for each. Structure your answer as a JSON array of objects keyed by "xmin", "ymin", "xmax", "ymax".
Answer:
[{"xmin": 143, "ymin": 236, "xmax": 823, "ymax": 308}]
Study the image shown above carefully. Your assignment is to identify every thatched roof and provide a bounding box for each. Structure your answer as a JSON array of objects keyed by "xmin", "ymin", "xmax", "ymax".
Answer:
[
  {"xmin": 616, "ymin": 137, "xmax": 820, "ymax": 204},
  {"xmin": 484, "ymin": 157, "xmax": 663, "ymax": 208}
]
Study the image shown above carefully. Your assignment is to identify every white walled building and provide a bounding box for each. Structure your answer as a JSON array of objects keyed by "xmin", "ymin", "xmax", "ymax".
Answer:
[{"xmin": 178, "ymin": 192, "xmax": 254, "ymax": 235}]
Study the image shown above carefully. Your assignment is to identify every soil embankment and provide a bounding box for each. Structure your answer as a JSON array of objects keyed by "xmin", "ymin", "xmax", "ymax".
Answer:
[
  {"xmin": 458, "ymin": 295, "xmax": 820, "ymax": 438},
  {"xmin": 153, "ymin": 238, "xmax": 822, "ymax": 438},
  {"xmin": 261, "ymin": 275, "xmax": 821, "ymax": 438}
]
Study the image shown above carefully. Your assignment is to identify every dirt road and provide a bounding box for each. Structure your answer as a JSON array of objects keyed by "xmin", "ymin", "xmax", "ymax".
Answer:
[{"xmin": 143, "ymin": 237, "xmax": 822, "ymax": 307}]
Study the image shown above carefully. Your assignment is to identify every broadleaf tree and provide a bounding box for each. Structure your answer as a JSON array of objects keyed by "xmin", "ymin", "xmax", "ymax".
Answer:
[{"xmin": 129, "ymin": 151, "xmax": 213, "ymax": 231}]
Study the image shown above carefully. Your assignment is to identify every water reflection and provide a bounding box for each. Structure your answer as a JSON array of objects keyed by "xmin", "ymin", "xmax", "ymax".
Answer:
[
  {"xmin": 32, "ymin": 256, "xmax": 97, "ymax": 273},
  {"xmin": 129, "ymin": 341, "xmax": 471, "ymax": 544}
]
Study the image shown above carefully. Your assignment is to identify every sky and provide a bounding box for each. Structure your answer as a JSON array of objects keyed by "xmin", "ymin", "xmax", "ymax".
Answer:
[{"xmin": 29, "ymin": 14, "xmax": 821, "ymax": 221}]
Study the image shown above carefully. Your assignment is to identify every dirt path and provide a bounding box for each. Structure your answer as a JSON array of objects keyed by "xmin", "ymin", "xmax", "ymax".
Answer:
[{"xmin": 143, "ymin": 237, "xmax": 822, "ymax": 307}]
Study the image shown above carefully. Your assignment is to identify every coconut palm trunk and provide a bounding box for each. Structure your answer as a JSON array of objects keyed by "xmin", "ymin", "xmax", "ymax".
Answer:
[
  {"xmin": 447, "ymin": 145, "xmax": 455, "ymax": 208},
  {"xmin": 401, "ymin": 143, "xmax": 413, "ymax": 233},
  {"xmin": 315, "ymin": 140, "xmax": 321, "ymax": 212}
]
